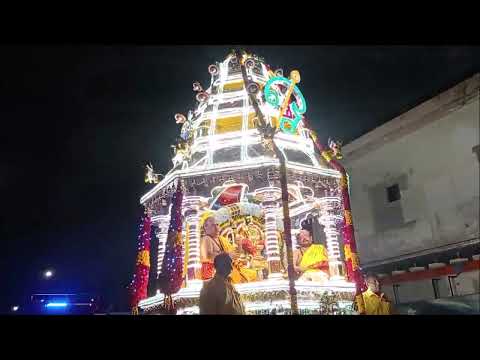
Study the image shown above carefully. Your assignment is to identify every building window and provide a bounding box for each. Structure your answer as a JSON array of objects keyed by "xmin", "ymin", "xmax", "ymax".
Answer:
[
  {"xmin": 473, "ymin": 144, "xmax": 479, "ymax": 162},
  {"xmin": 448, "ymin": 275, "xmax": 458, "ymax": 297},
  {"xmin": 392, "ymin": 284, "xmax": 400, "ymax": 304},
  {"xmin": 386, "ymin": 184, "xmax": 401, "ymax": 203},
  {"xmin": 432, "ymin": 279, "xmax": 440, "ymax": 299}
]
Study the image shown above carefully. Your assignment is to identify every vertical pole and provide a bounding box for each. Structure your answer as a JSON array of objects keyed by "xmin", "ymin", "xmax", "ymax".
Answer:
[
  {"xmin": 236, "ymin": 49, "xmax": 298, "ymax": 314},
  {"xmin": 273, "ymin": 143, "xmax": 298, "ymax": 315}
]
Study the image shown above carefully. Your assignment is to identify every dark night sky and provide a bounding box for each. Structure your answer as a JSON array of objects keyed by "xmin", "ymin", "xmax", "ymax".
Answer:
[{"xmin": 1, "ymin": 45, "xmax": 479, "ymax": 312}]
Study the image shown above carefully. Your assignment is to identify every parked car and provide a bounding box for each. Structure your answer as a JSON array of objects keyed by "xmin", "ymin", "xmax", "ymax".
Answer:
[{"xmin": 395, "ymin": 294, "xmax": 479, "ymax": 315}]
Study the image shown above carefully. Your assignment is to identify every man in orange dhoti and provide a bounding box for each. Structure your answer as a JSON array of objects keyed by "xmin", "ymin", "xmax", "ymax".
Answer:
[{"xmin": 199, "ymin": 212, "xmax": 256, "ymax": 283}]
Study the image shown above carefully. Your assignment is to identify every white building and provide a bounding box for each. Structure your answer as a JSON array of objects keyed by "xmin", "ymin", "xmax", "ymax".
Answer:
[{"xmin": 343, "ymin": 73, "xmax": 480, "ymax": 306}]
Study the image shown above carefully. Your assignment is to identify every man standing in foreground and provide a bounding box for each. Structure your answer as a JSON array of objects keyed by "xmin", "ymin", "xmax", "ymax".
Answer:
[
  {"xmin": 358, "ymin": 273, "xmax": 393, "ymax": 315},
  {"xmin": 199, "ymin": 253, "xmax": 246, "ymax": 315}
]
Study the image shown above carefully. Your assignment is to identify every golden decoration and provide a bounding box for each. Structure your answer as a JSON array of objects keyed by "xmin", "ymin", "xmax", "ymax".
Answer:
[
  {"xmin": 175, "ymin": 231, "xmax": 182, "ymax": 246},
  {"xmin": 136, "ymin": 250, "xmax": 150, "ymax": 268},
  {"xmin": 344, "ymin": 244, "xmax": 352, "ymax": 261},
  {"xmin": 351, "ymin": 252, "xmax": 360, "ymax": 271},
  {"xmin": 344, "ymin": 244, "xmax": 360, "ymax": 271},
  {"xmin": 321, "ymin": 150, "xmax": 332, "ymax": 162},
  {"xmin": 344, "ymin": 210, "xmax": 352, "ymax": 225},
  {"xmin": 277, "ymin": 70, "xmax": 301, "ymax": 128},
  {"xmin": 227, "ymin": 204, "xmax": 241, "ymax": 218}
]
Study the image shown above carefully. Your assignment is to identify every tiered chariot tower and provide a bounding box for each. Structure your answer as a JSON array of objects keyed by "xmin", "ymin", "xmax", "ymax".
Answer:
[{"xmin": 138, "ymin": 50, "xmax": 359, "ymax": 314}]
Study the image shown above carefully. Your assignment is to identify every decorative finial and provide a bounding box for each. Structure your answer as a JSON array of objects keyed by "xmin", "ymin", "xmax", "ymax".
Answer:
[
  {"xmin": 145, "ymin": 162, "xmax": 162, "ymax": 184},
  {"xmin": 175, "ymin": 113, "xmax": 186, "ymax": 124},
  {"xmin": 327, "ymin": 137, "xmax": 343, "ymax": 160},
  {"xmin": 290, "ymin": 70, "xmax": 301, "ymax": 84},
  {"xmin": 192, "ymin": 82, "xmax": 203, "ymax": 92},
  {"xmin": 208, "ymin": 64, "xmax": 219, "ymax": 75}
]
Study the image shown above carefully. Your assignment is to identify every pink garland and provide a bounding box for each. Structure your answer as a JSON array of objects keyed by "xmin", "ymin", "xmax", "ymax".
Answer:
[
  {"xmin": 157, "ymin": 179, "xmax": 184, "ymax": 296},
  {"xmin": 129, "ymin": 215, "xmax": 152, "ymax": 309}
]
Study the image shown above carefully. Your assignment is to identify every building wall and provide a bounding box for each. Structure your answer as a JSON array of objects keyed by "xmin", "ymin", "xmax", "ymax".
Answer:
[
  {"xmin": 382, "ymin": 269, "xmax": 480, "ymax": 304},
  {"xmin": 343, "ymin": 80, "xmax": 479, "ymax": 265},
  {"xmin": 453, "ymin": 270, "xmax": 480, "ymax": 296}
]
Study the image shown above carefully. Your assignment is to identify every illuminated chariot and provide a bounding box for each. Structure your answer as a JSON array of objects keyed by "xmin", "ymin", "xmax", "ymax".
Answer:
[{"xmin": 135, "ymin": 51, "xmax": 363, "ymax": 315}]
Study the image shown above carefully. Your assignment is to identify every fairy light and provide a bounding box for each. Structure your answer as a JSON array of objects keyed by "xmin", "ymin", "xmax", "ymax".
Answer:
[
  {"xmin": 183, "ymin": 196, "xmax": 202, "ymax": 281},
  {"xmin": 265, "ymin": 208, "xmax": 280, "ymax": 259},
  {"xmin": 254, "ymin": 187, "xmax": 282, "ymax": 278},
  {"xmin": 153, "ymin": 215, "xmax": 170, "ymax": 276},
  {"xmin": 140, "ymin": 161, "xmax": 341, "ymax": 204},
  {"xmin": 139, "ymin": 279, "xmax": 355, "ymax": 312},
  {"xmin": 317, "ymin": 197, "xmax": 344, "ymax": 280}
]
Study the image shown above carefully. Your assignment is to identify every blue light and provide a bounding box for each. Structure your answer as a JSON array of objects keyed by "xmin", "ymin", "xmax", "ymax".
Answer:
[{"xmin": 46, "ymin": 302, "xmax": 68, "ymax": 308}]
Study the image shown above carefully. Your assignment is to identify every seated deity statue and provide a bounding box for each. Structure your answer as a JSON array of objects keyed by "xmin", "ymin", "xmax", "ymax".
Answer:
[{"xmin": 236, "ymin": 227, "xmax": 268, "ymax": 280}]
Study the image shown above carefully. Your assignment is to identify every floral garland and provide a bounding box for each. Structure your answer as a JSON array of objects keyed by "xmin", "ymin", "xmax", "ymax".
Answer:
[
  {"xmin": 157, "ymin": 179, "xmax": 185, "ymax": 298},
  {"xmin": 129, "ymin": 214, "xmax": 152, "ymax": 311}
]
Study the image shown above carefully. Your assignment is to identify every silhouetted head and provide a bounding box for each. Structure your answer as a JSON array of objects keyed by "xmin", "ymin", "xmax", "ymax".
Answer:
[
  {"xmin": 298, "ymin": 218, "xmax": 314, "ymax": 247},
  {"xmin": 214, "ymin": 253, "xmax": 233, "ymax": 278}
]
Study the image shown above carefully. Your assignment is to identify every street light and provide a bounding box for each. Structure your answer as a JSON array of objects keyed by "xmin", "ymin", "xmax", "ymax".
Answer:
[
  {"xmin": 44, "ymin": 269, "xmax": 54, "ymax": 279},
  {"xmin": 12, "ymin": 305, "xmax": 19, "ymax": 312}
]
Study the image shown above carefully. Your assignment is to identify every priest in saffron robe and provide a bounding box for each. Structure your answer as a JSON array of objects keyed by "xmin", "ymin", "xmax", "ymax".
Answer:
[
  {"xmin": 199, "ymin": 211, "xmax": 256, "ymax": 283},
  {"xmin": 357, "ymin": 273, "xmax": 393, "ymax": 315},
  {"xmin": 293, "ymin": 219, "xmax": 330, "ymax": 283}
]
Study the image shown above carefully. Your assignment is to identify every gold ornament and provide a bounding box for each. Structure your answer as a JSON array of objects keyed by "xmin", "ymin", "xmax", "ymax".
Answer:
[
  {"xmin": 344, "ymin": 244, "xmax": 360, "ymax": 271},
  {"xmin": 344, "ymin": 210, "xmax": 352, "ymax": 225},
  {"xmin": 321, "ymin": 150, "xmax": 332, "ymax": 162},
  {"xmin": 136, "ymin": 250, "xmax": 150, "ymax": 267},
  {"xmin": 145, "ymin": 163, "xmax": 160, "ymax": 184}
]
